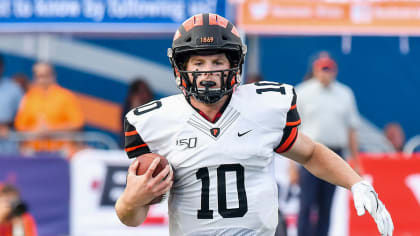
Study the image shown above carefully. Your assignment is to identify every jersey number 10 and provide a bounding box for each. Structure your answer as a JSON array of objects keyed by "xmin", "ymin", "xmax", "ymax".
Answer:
[{"xmin": 196, "ymin": 164, "xmax": 248, "ymax": 219}]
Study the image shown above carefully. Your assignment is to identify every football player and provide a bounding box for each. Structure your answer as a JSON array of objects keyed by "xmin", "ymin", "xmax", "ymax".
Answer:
[{"xmin": 115, "ymin": 13, "xmax": 393, "ymax": 236}]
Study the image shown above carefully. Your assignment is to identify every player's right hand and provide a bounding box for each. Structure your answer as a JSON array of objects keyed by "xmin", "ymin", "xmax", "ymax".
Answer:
[{"xmin": 122, "ymin": 158, "xmax": 173, "ymax": 208}]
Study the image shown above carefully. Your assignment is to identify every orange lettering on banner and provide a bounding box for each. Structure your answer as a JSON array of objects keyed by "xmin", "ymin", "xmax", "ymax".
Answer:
[
  {"xmin": 237, "ymin": 0, "xmax": 420, "ymax": 35},
  {"xmin": 183, "ymin": 14, "xmax": 203, "ymax": 32}
]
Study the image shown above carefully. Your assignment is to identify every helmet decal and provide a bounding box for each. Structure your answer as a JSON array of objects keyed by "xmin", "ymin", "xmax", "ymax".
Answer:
[
  {"xmin": 209, "ymin": 13, "xmax": 228, "ymax": 28},
  {"xmin": 182, "ymin": 14, "xmax": 204, "ymax": 32},
  {"xmin": 173, "ymin": 30, "xmax": 182, "ymax": 41},
  {"xmin": 231, "ymin": 25, "xmax": 240, "ymax": 37}
]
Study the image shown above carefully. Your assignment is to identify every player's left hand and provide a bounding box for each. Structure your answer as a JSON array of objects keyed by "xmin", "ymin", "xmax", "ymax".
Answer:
[{"xmin": 351, "ymin": 180, "xmax": 394, "ymax": 236}]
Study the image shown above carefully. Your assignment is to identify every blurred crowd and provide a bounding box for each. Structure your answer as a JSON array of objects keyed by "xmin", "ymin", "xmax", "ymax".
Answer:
[
  {"xmin": 1, "ymin": 48, "xmax": 415, "ymax": 160},
  {"xmin": 0, "ymin": 53, "xmax": 157, "ymax": 158},
  {"xmin": 0, "ymin": 51, "xmax": 413, "ymax": 159},
  {"xmin": 0, "ymin": 58, "xmax": 85, "ymax": 157}
]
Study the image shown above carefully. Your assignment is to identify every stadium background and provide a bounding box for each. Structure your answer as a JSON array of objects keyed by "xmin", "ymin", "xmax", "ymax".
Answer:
[{"xmin": 0, "ymin": 0, "xmax": 419, "ymax": 236}]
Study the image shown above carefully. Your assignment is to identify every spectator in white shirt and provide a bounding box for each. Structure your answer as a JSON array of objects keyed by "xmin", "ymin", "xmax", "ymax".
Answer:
[{"xmin": 292, "ymin": 53, "xmax": 362, "ymax": 236}]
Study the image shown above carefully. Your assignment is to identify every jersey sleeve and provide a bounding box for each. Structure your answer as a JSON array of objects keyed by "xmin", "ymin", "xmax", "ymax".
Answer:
[
  {"xmin": 275, "ymin": 88, "xmax": 301, "ymax": 153},
  {"xmin": 124, "ymin": 117, "xmax": 151, "ymax": 159}
]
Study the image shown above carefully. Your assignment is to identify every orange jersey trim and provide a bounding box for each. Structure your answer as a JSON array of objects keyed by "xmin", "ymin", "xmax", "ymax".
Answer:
[
  {"xmin": 125, "ymin": 144, "xmax": 148, "ymax": 152},
  {"xmin": 125, "ymin": 130, "xmax": 138, "ymax": 136},
  {"xmin": 286, "ymin": 119, "xmax": 301, "ymax": 127},
  {"xmin": 290, "ymin": 104, "xmax": 297, "ymax": 110},
  {"xmin": 276, "ymin": 127, "xmax": 298, "ymax": 153}
]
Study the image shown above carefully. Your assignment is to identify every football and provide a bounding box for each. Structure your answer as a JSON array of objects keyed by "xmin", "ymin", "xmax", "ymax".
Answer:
[{"xmin": 136, "ymin": 153, "xmax": 169, "ymax": 204}]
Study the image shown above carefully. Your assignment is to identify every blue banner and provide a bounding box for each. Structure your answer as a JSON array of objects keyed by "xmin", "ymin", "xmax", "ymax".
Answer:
[
  {"xmin": 0, "ymin": 156, "xmax": 70, "ymax": 236},
  {"xmin": 0, "ymin": 0, "xmax": 226, "ymax": 33}
]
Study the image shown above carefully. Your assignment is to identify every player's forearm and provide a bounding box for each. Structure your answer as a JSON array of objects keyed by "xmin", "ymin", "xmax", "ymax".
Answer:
[
  {"xmin": 115, "ymin": 194, "xmax": 150, "ymax": 227},
  {"xmin": 303, "ymin": 142, "xmax": 362, "ymax": 189}
]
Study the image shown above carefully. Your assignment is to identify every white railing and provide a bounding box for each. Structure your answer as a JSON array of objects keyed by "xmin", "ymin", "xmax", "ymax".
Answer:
[{"xmin": 403, "ymin": 135, "xmax": 420, "ymax": 155}]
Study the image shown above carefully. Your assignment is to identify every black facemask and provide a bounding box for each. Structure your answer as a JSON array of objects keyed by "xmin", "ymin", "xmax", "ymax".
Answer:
[{"xmin": 179, "ymin": 68, "xmax": 238, "ymax": 104}]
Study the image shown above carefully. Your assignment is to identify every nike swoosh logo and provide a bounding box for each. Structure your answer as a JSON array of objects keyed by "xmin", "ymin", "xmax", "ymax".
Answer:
[{"xmin": 238, "ymin": 130, "xmax": 252, "ymax": 137}]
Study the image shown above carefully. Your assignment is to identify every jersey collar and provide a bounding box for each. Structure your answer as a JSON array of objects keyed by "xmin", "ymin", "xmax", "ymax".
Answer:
[{"xmin": 187, "ymin": 95, "xmax": 232, "ymax": 124}]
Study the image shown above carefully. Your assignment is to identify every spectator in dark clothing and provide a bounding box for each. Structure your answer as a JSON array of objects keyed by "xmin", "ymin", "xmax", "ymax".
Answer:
[
  {"xmin": 384, "ymin": 122, "xmax": 405, "ymax": 152},
  {"xmin": 12, "ymin": 73, "xmax": 30, "ymax": 93},
  {"xmin": 120, "ymin": 79, "xmax": 154, "ymax": 147}
]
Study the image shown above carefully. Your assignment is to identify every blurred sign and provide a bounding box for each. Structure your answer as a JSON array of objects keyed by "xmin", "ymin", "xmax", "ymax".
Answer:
[
  {"xmin": 70, "ymin": 149, "xmax": 169, "ymax": 236},
  {"xmin": 0, "ymin": 0, "xmax": 226, "ymax": 33},
  {"xmin": 349, "ymin": 154, "xmax": 420, "ymax": 236},
  {"xmin": 0, "ymin": 156, "xmax": 70, "ymax": 236},
  {"xmin": 237, "ymin": 0, "xmax": 420, "ymax": 35}
]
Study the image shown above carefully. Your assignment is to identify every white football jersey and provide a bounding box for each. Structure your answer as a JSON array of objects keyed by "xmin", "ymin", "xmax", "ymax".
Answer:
[{"xmin": 124, "ymin": 82, "xmax": 301, "ymax": 236}]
